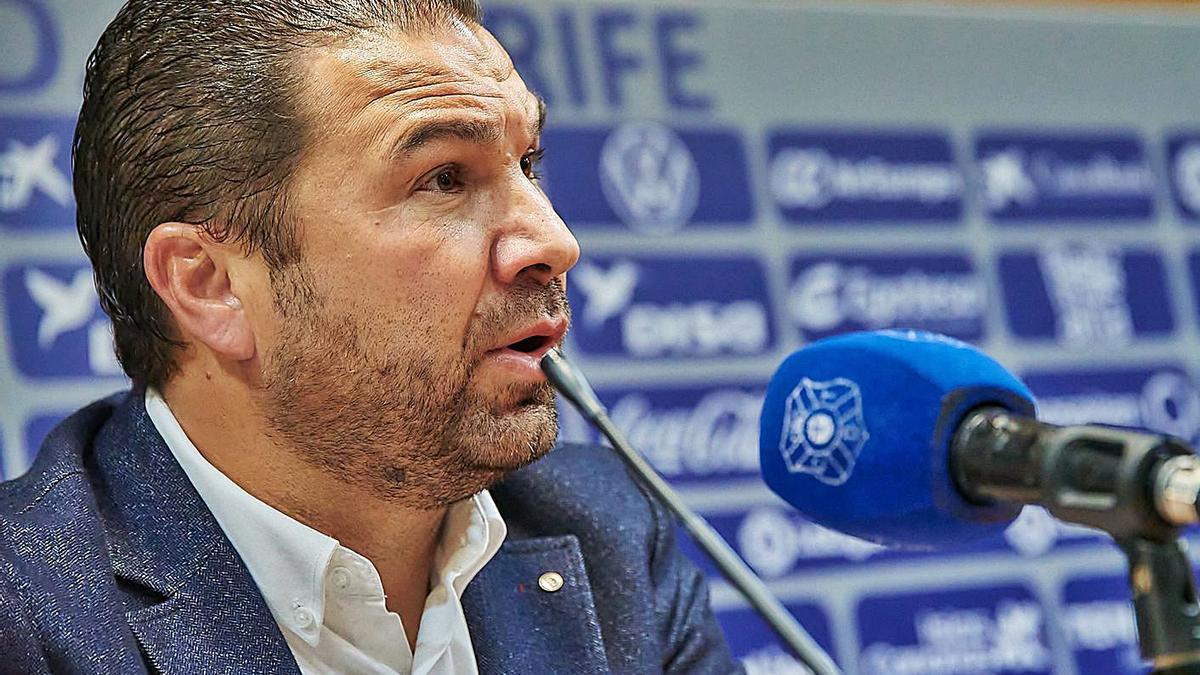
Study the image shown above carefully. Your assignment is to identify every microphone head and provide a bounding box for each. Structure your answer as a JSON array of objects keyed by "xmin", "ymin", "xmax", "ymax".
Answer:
[{"xmin": 759, "ymin": 330, "xmax": 1036, "ymax": 549}]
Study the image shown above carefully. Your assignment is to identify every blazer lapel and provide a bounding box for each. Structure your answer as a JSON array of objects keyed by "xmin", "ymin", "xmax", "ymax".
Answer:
[
  {"xmin": 122, "ymin": 551, "xmax": 301, "ymax": 675},
  {"xmin": 463, "ymin": 535, "xmax": 610, "ymax": 674},
  {"xmin": 93, "ymin": 391, "xmax": 300, "ymax": 675}
]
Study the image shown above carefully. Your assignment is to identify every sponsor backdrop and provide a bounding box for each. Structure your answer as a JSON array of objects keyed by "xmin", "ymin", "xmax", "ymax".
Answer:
[{"xmin": 4, "ymin": 0, "xmax": 1200, "ymax": 673}]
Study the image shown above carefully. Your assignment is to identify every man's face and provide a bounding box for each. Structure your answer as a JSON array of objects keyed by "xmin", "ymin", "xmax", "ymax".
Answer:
[{"xmin": 251, "ymin": 20, "xmax": 579, "ymax": 508}]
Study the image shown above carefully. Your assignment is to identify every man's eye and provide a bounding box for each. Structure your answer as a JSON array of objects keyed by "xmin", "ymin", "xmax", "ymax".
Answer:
[
  {"xmin": 420, "ymin": 166, "xmax": 464, "ymax": 193},
  {"xmin": 521, "ymin": 148, "xmax": 545, "ymax": 181}
]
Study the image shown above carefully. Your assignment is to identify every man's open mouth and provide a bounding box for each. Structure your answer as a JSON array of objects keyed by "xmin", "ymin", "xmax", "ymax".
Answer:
[
  {"xmin": 490, "ymin": 317, "xmax": 568, "ymax": 358},
  {"xmin": 507, "ymin": 334, "xmax": 551, "ymax": 353}
]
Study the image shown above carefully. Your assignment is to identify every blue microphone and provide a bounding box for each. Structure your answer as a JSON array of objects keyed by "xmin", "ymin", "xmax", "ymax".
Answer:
[
  {"xmin": 759, "ymin": 329, "xmax": 1036, "ymax": 549},
  {"xmin": 760, "ymin": 329, "xmax": 1200, "ymax": 550},
  {"xmin": 758, "ymin": 329, "xmax": 1200, "ymax": 671}
]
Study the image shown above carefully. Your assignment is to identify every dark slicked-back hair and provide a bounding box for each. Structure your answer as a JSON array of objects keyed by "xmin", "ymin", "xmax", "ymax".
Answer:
[{"xmin": 75, "ymin": 0, "xmax": 482, "ymax": 387}]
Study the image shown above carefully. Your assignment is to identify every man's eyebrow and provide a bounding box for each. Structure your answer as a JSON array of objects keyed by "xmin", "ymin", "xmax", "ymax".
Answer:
[
  {"xmin": 532, "ymin": 94, "xmax": 547, "ymax": 138},
  {"xmin": 388, "ymin": 95, "xmax": 546, "ymax": 161},
  {"xmin": 390, "ymin": 118, "xmax": 504, "ymax": 160}
]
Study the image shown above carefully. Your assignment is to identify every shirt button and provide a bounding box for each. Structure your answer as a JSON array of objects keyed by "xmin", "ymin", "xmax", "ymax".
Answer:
[
  {"xmin": 294, "ymin": 606, "xmax": 315, "ymax": 630},
  {"xmin": 538, "ymin": 571, "xmax": 564, "ymax": 593},
  {"xmin": 330, "ymin": 566, "xmax": 352, "ymax": 590}
]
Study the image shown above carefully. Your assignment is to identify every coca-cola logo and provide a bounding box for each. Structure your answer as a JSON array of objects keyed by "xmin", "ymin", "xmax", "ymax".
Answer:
[{"xmin": 607, "ymin": 389, "xmax": 762, "ymax": 479}]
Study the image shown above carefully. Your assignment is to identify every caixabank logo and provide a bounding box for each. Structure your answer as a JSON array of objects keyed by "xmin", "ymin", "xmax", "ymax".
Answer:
[
  {"xmin": 975, "ymin": 131, "xmax": 1155, "ymax": 221},
  {"xmin": 4, "ymin": 262, "xmax": 124, "ymax": 378},
  {"xmin": 0, "ymin": 0, "xmax": 60, "ymax": 95},
  {"xmin": 539, "ymin": 122, "xmax": 753, "ymax": 233},
  {"xmin": 0, "ymin": 116, "xmax": 76, "ymax": 229},
  {"xmin": 566, "ymin": 254, "xmax": 774, "ymax": 359},
  {"xmin": 767, "ymin": 129, "xmax": 963, "ymax": 224},
  {"xmin": 788, "ymin": 253, "xmax": 986, "ymax": 342},
  {"xmin": 998, "ymin": 243, "xmax": 1173, "ymax": 346}
]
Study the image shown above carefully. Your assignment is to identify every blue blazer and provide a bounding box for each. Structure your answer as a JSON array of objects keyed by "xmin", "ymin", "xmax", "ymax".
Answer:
[{"xmin": 0, "ymin": 392, "xmax": 741, "ymax": 674}]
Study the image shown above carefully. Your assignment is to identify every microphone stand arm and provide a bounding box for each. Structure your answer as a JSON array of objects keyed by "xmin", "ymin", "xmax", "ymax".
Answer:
[
  {"xmin": 541, "ymin": 350, "xmax": 842, "ymax": 675},
  {"xmin": 1119, "ymin": 537, "xmax": 1200, "ymax": 675},
  {"xmin": 954, "ymin": 408, "xmax": 1200, "ymax": 674}
]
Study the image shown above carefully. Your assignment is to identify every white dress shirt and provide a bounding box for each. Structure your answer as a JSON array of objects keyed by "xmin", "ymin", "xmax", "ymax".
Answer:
[{"xmin": 145, "ymin": 388, "xmax": 507, "ymax": 675}]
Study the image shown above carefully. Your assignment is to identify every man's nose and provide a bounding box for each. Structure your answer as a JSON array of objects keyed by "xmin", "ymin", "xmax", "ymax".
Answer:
[{"xmin": 492, "ymin": 179, "xmax": 580, "ymax": 287}]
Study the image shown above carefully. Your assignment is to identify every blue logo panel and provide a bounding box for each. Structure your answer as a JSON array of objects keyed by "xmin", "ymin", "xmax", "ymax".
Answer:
[
  {"xmin": 540, "ymin": 124, "xmax": 753, "ymax": 233},
  {"xmin": 975, "ymin": 132, "xmax": 1155, "ymax": 221},
  {"xmin": 558, "ymin": 382, "xmax": 763, "ymax": 485},
  {"xmin": 1023, "ymin": 366, "xmax": 1200, "ymax": 444},
  {"xmin": 0, "ymin": 116, "xmax": 77, "ymax": 230},
  {"xmin": 20, "ymin": 412, "xmax": 65, "ymax": 478},
  {"xmin": 788, "ymin": 253, "xmax": 985, "ymax": 342},
  {"xmin": 857, "ymin": 584, "xmax": 1053, "ymax": 675},
  {"xmin": 717, "ymin": 602, "xmax": 837, "ymax": 673},
  {"xmin": 0, "ymin": 0, "xmax": 60, "ymax": 94},
  {"xmin": 567, "ymin": 255, "xmax": 774, "ymax": 359},
  {"xmin": 4, "ymin": 262, "xmax": 125, "ymax": 378},
  {"xmin": 767, "ymin": 129, "xmax": 963, "ymax": 224},
  {"xmin": 998, "ymin": 246, "xmax": 1173, "ymax": 345},
  {"xmin": 1182, "ymin": 250, "xmax": 1200, "ymax": 322},
  {"xmin": 673, "ymin": 504, "xmax": 1108, "ymax": 582},
  {"xmin": 1168, "ymin": 133, "xmax": 1200, "ymax": 221},
  {"xmin": 1061, "ymin": 575, "xmax": 1146, "ymax": 675},
  {"xmin": 676, "ymin": 508, "xmax": 886, "ymax": 579}
]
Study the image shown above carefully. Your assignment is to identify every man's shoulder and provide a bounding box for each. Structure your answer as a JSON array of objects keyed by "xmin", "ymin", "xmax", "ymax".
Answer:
[
  {"xmin": 0, "ymin": 394, "xmax": 131, "ymax": 667},
  {"xmin": 0, "ymin": 392, "xmax": 130, "ymax": 593},
  {"xmin": 0, "ymin": 393, "xmax": 125, "ymax": 521}
]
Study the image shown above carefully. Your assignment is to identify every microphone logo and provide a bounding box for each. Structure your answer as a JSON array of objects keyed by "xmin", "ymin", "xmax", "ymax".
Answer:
[{"xmin": 778, "ymin": 377, "xmax": 870, "ymax": 486}]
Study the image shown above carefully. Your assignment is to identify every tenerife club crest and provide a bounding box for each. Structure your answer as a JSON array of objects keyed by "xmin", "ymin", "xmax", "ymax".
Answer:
[
  {"xmin": 598, "ymin": 121, "xmax": 700, "ymax": 235},
  {"xmin": 778, "ymin": 377, "xmax": 869, "ymax": 486}
]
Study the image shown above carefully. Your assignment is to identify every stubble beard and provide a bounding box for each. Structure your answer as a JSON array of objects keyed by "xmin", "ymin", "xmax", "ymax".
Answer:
[{"xmin": 258, "ymin": 266, "xmax": 567, "ymax": 510}]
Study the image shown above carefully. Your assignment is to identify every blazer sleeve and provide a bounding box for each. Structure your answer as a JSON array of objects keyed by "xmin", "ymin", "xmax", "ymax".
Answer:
[{"xmin": 647, "ymin": 497, "xmax": 746, "ymax": 674}]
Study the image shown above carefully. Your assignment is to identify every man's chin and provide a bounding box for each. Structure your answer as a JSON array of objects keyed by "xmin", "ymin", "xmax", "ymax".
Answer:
[
  {"xmin": 471, "ymin": 377, "xmax": 555, "ymax": 414},
  {"xmin": 455, "ymin": 397, "xmax": 560, "ymax": 474}
]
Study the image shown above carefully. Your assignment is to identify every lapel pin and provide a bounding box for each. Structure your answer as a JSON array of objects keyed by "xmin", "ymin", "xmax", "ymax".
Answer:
[{"xmin": 537, "ymin": 571, "xmax": 564, "ymax": 593}]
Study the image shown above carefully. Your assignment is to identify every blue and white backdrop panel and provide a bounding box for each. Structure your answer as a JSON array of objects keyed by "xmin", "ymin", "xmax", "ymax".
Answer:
[{"xmin": 5, "ymin": 1, "xmax": 1200, "ymax": 673}]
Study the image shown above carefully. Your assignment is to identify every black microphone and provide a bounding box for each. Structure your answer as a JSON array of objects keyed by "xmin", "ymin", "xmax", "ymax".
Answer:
[
  {"xmin": 540, "ymin": 348, "xmax": 842, "ymax": 675},
  {"xmin": 953, "ymin": 407, "xmax": 1195, "ymax": 542}
]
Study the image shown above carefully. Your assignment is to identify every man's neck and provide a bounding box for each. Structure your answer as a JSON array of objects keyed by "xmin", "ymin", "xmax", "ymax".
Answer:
[{"xmin": 162, "ymin": 372, "xmax": 444, "ymax": 649}]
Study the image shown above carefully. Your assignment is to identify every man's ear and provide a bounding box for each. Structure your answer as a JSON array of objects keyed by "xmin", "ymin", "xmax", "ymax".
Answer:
[{"xmin": 143, "ymin": 223, "xmax": 257, "ymax": 361}]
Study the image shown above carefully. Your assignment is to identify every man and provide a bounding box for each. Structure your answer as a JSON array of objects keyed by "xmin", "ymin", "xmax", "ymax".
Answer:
[{"xmin": 0, "ymin": 1, "xmax": 740, "ymax": 673}]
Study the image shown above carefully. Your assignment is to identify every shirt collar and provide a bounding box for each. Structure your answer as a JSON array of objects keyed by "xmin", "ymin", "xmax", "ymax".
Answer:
[
  {"xmin": 145, "ymin": 388, "xmax": 508, "ymax": 648},
  {"xmin": 436, "ymin": 490, "xmax": 506, "ymax": 597},
  {"xmin": 145, "ymin": 387, "xmax": 338, "ymax": 645}
]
